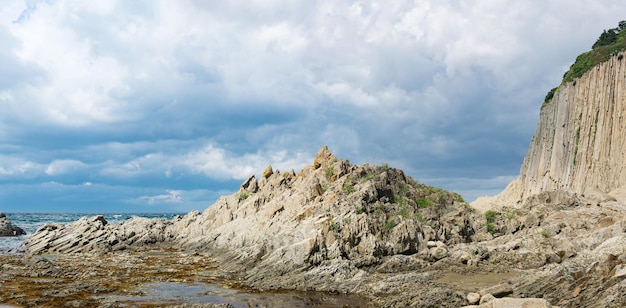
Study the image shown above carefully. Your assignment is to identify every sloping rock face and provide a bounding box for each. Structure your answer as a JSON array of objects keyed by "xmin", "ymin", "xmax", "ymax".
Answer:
[
  {"xmin": 175, "ymin": 146, "xmax": 478, "ymax": 270},
  {"xmin": 26, "ymin": 147, "xmax": 480, "ymax": 263},
  {"xmin": 475, "ymin": 51, "xmax": 626, "ymax": 209},
  {"xmin": 0, "ymin": 212, "xmax": 26, "ymax": 237},
  {"xmin": 25, "ymin": 215, "xmax": 176, "ymax": 253}
]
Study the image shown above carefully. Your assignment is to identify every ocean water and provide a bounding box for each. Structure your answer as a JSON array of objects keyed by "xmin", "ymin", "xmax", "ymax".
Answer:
[{"xmin": 0, "ymin": 212, "xmax": 182, "ymax": 252}]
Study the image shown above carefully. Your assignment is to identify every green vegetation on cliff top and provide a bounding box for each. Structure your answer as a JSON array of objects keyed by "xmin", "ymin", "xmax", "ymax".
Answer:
[{"xmin": 543, "ymin": 21, "xmax": 626, "ymax": 108}]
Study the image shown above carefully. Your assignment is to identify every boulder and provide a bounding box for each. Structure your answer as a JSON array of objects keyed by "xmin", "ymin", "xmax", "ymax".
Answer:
[
  {"xmin": 467, "ymin": 292, "xmax": 481, "ymax": 304},
  {"xmin": 429, "ymin": 245, "xmax": 448, "ymax": 260}
]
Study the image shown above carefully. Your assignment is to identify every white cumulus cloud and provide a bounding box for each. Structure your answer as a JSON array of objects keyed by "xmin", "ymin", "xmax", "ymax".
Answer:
[{"xmin": 45, "ymin": 159, "xmax": 87, "ymax": 176}]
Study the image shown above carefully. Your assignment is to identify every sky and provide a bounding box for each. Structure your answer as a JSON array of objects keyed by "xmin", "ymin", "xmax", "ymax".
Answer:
[{"xmin": 0, "ymin": 1, "xmax": 625, "ymax": 213}]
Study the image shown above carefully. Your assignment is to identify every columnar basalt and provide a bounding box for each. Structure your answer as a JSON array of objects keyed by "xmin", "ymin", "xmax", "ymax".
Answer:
[{"xmin": 475, "ymin": 51, "xmax": 626, "ymax": 209}]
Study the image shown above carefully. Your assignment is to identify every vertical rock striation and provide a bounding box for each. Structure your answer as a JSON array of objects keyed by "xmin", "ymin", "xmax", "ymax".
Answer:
[{"xmin": 475, "ymin": 51, "xmax": 626, "ymax": 209}]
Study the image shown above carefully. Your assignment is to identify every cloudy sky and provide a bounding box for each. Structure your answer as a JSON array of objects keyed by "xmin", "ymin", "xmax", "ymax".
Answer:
[{"xmin": 0, "ymin": 1, "xmax": 624, "ymax": 213}]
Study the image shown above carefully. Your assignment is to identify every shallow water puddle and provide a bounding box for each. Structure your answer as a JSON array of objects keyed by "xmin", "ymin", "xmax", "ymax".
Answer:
[{"xmin": 102, "ymin": 281, "xmax": 373, "ymax": 307}]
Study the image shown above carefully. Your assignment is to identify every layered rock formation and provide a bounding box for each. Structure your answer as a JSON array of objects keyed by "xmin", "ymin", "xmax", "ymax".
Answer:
[
  {"xmin": 0, "ymin": 212, "xmax": 25, "ymax": 237},
  {"xmin": 475, "ymin": 50, "xmax": 626, "ymax": 210},
  {"xmin": 26, "ymin": 146, "xmax": 481, "ymax": 264}
]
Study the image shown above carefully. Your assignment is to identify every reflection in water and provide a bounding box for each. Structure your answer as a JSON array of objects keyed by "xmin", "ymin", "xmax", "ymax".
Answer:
[{"xmin": 102, "ymin": 281, "xmax": 373, "ymax": 307}]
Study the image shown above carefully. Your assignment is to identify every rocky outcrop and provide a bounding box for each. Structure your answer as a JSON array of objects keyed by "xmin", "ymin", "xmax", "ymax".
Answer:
[
  {"xmin": 175, "ymin": 149, "xmax": 480, "ymax": 271},
  {"xmin": 0, "ymin": 212, "xmax": 25, "ymax": 237},
  {"xmin": 26, "ymin": 147, "xmax": 481, "ymax": 264},
  {"xmin": 25, "ymin": 215, "xmax": 176, "ymax": 254},
  {"xmin": 475, "ymin": 50, "xmax": 626, "ymax": 210}
]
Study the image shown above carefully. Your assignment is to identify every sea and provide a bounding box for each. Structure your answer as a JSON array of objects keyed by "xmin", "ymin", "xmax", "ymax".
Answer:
[{"xmin": 0, "ymin": 212, "xmax": 183, "ymax": 252}]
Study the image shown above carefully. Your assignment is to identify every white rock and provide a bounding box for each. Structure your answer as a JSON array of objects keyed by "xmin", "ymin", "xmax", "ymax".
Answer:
[{"xmin": 467, "ymin": 292, "xmax": 481, "ymax": 304}]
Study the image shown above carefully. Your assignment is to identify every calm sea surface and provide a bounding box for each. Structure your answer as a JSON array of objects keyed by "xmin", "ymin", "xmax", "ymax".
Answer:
[{"xmin": 0, "ymin": 212, "xmax": 182, "ymax": 251}]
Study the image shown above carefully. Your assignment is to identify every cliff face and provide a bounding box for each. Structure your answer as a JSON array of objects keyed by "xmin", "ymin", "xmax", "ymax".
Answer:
[{"xmin": 477, "ymin": 51, "xmax": 626, "ymax": 208}]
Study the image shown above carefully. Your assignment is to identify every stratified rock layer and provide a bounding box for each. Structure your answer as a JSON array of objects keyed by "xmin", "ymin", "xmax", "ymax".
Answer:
[{"xmin": 26, "ymin": 147, "xmax": 478, "ymax": 268}]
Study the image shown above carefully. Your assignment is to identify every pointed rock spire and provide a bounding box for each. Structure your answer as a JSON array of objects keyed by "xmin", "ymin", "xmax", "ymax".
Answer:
[{"xmin": 313, "ymin": 146, "xmax": 337, "ymax": 170}]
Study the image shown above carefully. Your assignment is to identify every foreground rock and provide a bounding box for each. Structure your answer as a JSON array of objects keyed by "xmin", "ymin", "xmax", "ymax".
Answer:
[
  {"xmin": 0, "ymin": 212, "xmax": 25, "ymax": 237},
  {"xmin": 25, "ymin": 215, "xmax": 176, "ymax": 254}
]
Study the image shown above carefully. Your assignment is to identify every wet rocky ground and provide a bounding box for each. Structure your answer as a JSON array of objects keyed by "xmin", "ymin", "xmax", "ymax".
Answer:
[{"xmin": 0, "ymin": 251, "xmax": 373, "ymax": 307}]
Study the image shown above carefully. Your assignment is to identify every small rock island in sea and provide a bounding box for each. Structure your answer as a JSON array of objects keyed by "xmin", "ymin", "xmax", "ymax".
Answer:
[
  {"xmin": 0, "ymin": 212, "xmax": 25, "ymax": 237},
  {"xmin": 2, "ymin": 22, "xmax": 626, "ymax": 307}
]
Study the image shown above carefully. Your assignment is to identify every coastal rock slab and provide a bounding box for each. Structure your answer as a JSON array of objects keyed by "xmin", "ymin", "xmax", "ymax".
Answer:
[
  {"xmin": 475, "ymin": 298, "xmax": 552, "ymax": 307},
  {"xmin": 478, "ymin": 283, "xmax": 513, "ymax": 297},
  {"xmin": 25, "ymin": 215, "xmax": 176, "ymax": 254}
]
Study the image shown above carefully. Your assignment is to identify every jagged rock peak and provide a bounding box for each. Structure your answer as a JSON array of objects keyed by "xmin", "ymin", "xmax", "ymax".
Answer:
[
  {"xmin": 262, "ymin": 165, "xmax": 273, "ymax": 179},
  {"xmin": 312, "ymin": 145, "xmax": 337, "ymax": 170}
]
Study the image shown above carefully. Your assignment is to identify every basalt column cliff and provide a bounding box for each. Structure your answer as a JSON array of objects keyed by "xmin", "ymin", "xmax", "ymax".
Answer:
[{"xmin": 476, "ymin": 38, "xmax": 626, "ymax": 209}]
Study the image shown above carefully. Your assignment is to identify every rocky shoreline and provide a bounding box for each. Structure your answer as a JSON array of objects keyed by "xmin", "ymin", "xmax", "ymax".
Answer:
[
  {"xmin": 1, "ymin": 147, "xmax": 622, "ymax": 307},
  {"xmin": 0, "ymin": 250, "xmax": 373, "ymax": 307}
]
